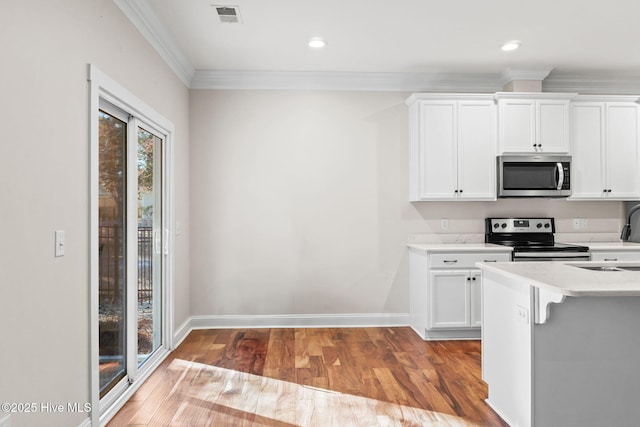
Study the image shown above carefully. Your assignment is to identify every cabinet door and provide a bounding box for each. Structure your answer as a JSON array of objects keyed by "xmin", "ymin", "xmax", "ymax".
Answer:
[
  {"xmin": 498, "ymin": 99, "xmax": 536, "ymax": 153},
  {"xmin": 571, "ymin": 103, "xmax": 606, "ymax": 199},
  {"xmin": 537, "ymin": 100, "xmax": 570, "ymax": 153},
  {"xmin": 606, "ymin": 103, "xmax": 640, "ymax": 199},
  {"xmin": 428, "ymin": 270, "xmax": 470, "ymax": 329},
  {"xmin": 470, "ymin": 270, "xmax": 482, "ymax": 327},
  {"xmin": 418, "ymin": 102, "xmax": 458, "ymax": 199},
  {"xmin": 457, "ymin": 101, "xmax": 496, "ymax": 200}
]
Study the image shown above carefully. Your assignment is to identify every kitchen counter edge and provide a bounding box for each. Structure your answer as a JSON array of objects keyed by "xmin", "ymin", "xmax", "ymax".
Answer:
[
  {"xmin": 476, "ymin": 260, "xmax": 640, "ymax": 297},
  {"xmin": 407, "ymin": 243, "xmax": 513, "ymax": 252}
]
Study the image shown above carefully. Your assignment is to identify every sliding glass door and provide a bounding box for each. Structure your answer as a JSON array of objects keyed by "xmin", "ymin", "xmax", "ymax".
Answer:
[
  {"xmin": 90, "ymin": 66, "xmax": 173, "ymax": 424},
  {"xmin": 97, "ymin": 102, "xmax": 166, "ymax": 403}
]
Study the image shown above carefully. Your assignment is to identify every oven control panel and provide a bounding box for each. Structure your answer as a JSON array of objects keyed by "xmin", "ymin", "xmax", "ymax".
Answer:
[{"xmin": 486, "ymin": 218, "xmax": 554, "ymax": 234}]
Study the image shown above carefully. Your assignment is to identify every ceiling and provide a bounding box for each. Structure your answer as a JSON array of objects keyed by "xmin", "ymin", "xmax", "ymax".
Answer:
[{"xmin": 116, "ymin": 0, "xmax": 640, "ymax": 91}]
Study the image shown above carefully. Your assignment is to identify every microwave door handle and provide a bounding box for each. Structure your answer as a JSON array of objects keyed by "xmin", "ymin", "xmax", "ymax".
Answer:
[{"xmin": 556, "ymin": 162, "xmax": 564, "ymax": 190}]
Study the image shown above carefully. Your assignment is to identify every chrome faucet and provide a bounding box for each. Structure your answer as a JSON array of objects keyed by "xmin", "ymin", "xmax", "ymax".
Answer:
[{"xmin": 621, "ymin": 204, "xmax": 640, "ymax": 241}]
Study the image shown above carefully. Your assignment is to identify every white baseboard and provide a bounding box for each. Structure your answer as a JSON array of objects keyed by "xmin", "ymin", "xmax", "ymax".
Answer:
[
  {"xmin": 172, "ymin": 317, "xmax": 192, "ymax": 349},
  {"xmin": 188, "ymin": 313, "xmax": 410, "ymax": 330}
]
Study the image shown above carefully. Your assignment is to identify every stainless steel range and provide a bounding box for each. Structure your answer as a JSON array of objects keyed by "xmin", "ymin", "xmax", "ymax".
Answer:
[{"xmin": 485, "ymin": 217, "xmax": 590, "ymax": 261}]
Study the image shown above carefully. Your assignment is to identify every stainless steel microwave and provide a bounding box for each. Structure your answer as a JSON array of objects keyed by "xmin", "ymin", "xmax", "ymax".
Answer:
[{"xmin": 497, "ymin": 155, "xmax": 571, "ymax": 198}]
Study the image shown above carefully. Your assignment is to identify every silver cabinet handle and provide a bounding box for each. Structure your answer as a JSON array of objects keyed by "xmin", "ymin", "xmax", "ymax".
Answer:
[
  {"xmin": 483, "ymin": 259, "xmax": 498, "ymax": 262},
  {"xmin": 603, "ymin": 258, "xmax": 618, "ymax": 261},
  {"xmin": 443, "ymin": 260, "xmax": 458, "ymax": 264}
]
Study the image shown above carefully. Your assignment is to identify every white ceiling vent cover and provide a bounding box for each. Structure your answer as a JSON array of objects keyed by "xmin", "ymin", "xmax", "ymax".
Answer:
[{"xmin": 213, "ymin": 5, "xmax": 242, "ymax": 24}]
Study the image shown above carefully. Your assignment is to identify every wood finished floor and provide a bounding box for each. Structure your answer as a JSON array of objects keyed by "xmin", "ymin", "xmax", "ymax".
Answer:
[{"xmin": 107, "ymin": 327, "xmax": 508, "ymax": 426}]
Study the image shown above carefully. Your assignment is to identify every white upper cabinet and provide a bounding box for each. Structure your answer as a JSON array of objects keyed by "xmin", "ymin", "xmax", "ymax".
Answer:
[
  {"xmin": 496, "ymin": 93, "xmax": 575, "ymax": 154},
  {"xmin": 407, "ymin": 94, "xmax": 497, "ymax": 201},
  {"xmin": 571, "ymin": 97, "xmax": 640, "ymax": 200}
]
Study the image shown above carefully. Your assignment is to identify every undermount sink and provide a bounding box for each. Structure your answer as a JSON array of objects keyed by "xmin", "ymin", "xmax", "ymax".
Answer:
[
  {"xmin": 573, "ymin": 265, "xmax": 640, "ymax": 272},
  {"xmin": 618, "ymin": 266, "xmax": 640, "ymax": 271},
  {"xmin": 577, "ymin": 266, "xmax": 625, "ymax": 272}
]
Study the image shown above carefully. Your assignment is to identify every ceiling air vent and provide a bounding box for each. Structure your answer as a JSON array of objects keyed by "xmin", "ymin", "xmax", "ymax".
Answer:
[{"xmin": 213, "ymin": 5, "xmax": 242, "ymax": 24}]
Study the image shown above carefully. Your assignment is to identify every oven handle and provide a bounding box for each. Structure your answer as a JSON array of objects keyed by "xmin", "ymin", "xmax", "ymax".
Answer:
[{"xmin": 556, "ymin": 162, "xmax": 564, "ymax": 191}]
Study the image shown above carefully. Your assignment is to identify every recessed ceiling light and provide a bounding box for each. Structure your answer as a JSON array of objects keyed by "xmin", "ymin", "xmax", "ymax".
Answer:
[
  {"xmin": 308, "ymin": 37, "xmax": 327, "ymax": 48},
  {"xmin": 501, "ymin": 40, "xmax": 521, "ymax": 51}
]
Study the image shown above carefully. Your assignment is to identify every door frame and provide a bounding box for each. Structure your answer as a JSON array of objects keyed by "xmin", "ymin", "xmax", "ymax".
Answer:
[{"xmin": 88, "ymin": 64, "xmax": 175, "ymax": 426}]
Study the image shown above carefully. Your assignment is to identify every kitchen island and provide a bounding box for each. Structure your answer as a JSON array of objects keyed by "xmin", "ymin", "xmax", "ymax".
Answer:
[{"xmin": 477, "ymin": 261, "xmax": 640, "ymax": 427}]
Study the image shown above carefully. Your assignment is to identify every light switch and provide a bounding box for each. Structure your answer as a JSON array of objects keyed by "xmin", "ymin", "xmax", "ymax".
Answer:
[{"xmin": 55, "ymin": 230, "xmax": 65, "ymax": 257}]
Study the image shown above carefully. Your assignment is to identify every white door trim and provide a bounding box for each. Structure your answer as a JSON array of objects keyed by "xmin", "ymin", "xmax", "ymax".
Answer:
[{"xmin": 88, "ymin": 64, "xmax": 175, "ymax": 426}]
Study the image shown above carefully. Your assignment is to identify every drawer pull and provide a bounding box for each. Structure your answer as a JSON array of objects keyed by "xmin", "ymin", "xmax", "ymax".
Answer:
[
  {"xmin": 603, "ymin": 258, "xmax": 618, "ymax": 261},
  {"xmin": 443, "ymin": 260, "xmax": 458, "ymax": 264},
  {"xmin": 483, "ymin": 259, "xmax": 498, "ymax": 262}
]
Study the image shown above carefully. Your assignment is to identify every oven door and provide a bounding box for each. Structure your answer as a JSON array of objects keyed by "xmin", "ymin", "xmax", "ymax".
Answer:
[
  {"xmin": 498, "ymin": 155, "xmax": 571, "ymax": 197},
  {"xmin": 513, "ymin": 251, "xmax": 590, "ymax": 262}
]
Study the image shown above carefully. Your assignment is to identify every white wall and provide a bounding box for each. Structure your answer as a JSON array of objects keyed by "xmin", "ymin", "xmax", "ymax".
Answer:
[
  {"xmin": 0, "ymin": 2, "xmax": 190, "ymax": 426},
  {"xmin": 189, "ymin": 89, "xmax": 623, "ymax": 318}
]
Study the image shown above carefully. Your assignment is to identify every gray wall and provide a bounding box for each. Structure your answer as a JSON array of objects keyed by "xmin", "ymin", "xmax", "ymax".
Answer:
[{"xmin": 189, "ymin": 89, "xmax": 622, "ymax": 317}]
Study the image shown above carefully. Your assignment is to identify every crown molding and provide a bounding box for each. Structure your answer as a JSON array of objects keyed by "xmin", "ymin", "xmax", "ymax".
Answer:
[
  {"xmin": 543, "ymin": 73, "xmax": 640, "ymax": 95},
  {"xmin": 499, "ymin": 67, "xmax": 553, "ymax": 86},
  {"xmin": 190, "ymin": 70, "xmax": 505, "ymax": 92},
  {"xmin": 113, "ymin": 0, "xmax": 194, "ymax": 87},
  {"xmin": 191, "ymin": 69, "xmax": 640, "ymax": 93}
]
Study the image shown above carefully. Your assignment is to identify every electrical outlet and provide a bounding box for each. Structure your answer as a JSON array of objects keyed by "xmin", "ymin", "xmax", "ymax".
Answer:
[
  {"xmin": 440, "ymin": 218, "xmax": 449, "ymax": 231},
  {"xmin": 572, "ymin": 218, "xmax": 581, "ymax": 230},
  {"xmin": 580, "ymin": 218, "xmax": 589, "ymax": 229},
  {"xmin": 516, "ymin": 305, "xmax": 529, "ymax": 324}
]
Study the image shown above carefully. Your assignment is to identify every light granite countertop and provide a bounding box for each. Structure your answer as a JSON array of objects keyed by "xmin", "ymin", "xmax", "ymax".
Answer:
[
  {"xmin": 407, "ymin": 243, "xmax": 512, "ymax": 252},
  {"xmin": 408, "ymin": 241, "xmax": 640, "ymax": 252},
  {"xmin": 568, "ymin": 241, "xmax": 640, "ymax": 251},
  {"xmin": 477, "ymin": 260, "xmax": 640, "ymax": 296}
]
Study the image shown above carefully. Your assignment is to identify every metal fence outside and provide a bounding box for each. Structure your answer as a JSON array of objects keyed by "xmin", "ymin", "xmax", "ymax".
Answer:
[{"xmin": 98, "ymin": 225, "xmax": 154, "ymax": 306}]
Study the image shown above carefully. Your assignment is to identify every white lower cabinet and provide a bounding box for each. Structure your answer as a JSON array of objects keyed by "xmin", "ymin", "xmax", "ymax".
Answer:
[
  {"xmin": 409, "ymin": 249, "xmax": 510, "ymax": 340},
  {"xmin": 429, "ymin": 269, "xmax": 477, "ymax": 329}
]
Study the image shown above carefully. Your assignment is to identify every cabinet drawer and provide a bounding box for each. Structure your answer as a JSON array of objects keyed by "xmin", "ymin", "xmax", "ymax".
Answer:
[
  {"xmin": 591, "ymin": 251, "xmax": 640, "ymax": 262},
  {"xmin": 429, "ymin": 252, "xmax": 510, "ymax": 269}
]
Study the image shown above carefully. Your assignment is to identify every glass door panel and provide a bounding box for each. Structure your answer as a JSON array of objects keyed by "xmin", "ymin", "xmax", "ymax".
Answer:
[
  {"xmin": 137, "ymin": 127, "xmax": 162, "ymax": 366},
  {"xmin": 98, "ymin": 110, "xmax": 127, "ymax": 397}
]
